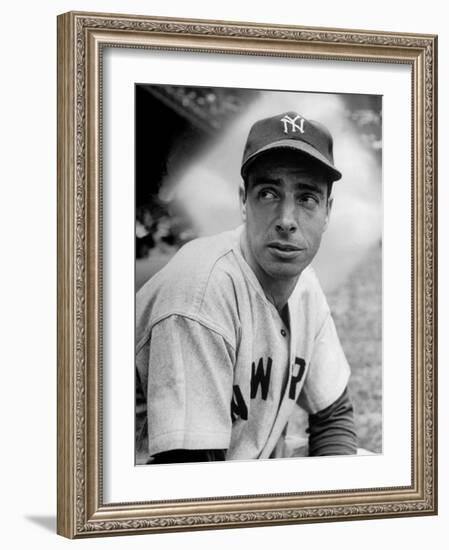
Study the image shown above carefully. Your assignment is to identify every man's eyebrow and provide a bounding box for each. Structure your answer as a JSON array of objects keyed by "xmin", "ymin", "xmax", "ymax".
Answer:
[
  {"xmin": 250, "ymin": 178, "xmax": 325, "ymax": 197},
  {"xmin": 296, "ymin": 182, "xmax": 325, "ymax": 198},
  {"xmin": 250, "ymin": 177, "xmax": 283, "ymax": 187}
]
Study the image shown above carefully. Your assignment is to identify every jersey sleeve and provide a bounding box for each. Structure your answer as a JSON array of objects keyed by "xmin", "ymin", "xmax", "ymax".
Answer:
[
  {"xmin": 141, "ymin": 314, "xmax": 235, "ymax": 457},
  {"xmin": 298, "ymin": 312, "xmax": 351, "ymax": 415}
]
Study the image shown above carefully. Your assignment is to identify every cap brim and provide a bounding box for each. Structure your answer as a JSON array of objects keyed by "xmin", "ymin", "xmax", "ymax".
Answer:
[{"xmin": 241, "ymin": 139, "xmax": 342, "ymax": 182}]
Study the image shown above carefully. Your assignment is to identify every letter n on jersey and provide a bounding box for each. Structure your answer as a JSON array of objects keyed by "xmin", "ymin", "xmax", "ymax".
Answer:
[
  {"xmin": 230, "ymin": 357, "xmax": 272, "ymax": 422},
  {"xmin": 231, "ymin": 385, "xmax": 248, "ymax": 421}
]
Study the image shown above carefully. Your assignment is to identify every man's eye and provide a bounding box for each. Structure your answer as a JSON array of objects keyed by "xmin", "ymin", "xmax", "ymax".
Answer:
[
  {"xmin": 258, "ymin": 189, "xmax": 277, "ymax": 200},
  {"xmin": 299, "ymin": 195, "xmax": 320, "ymax": 208}
]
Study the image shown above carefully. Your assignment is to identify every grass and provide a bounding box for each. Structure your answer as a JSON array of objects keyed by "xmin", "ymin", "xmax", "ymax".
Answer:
[{"xmin": 327, "ymin": 242, "xmax": 382, "ymax": 453}]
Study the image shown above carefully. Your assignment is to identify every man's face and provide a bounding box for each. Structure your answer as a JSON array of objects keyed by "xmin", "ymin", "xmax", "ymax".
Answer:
[{"xmin": 241, "ymin": 149, "xmax": 332, "ymax": 284}]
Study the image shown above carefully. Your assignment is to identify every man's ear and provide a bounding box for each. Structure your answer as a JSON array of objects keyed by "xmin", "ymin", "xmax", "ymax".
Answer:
[
  {"xmin": 323, "ymin": 197, "xmax": 333, "ymax": 232},
  {"xmin": 239, "ymin": 182, "xmax": 247, "ymax": 222}
]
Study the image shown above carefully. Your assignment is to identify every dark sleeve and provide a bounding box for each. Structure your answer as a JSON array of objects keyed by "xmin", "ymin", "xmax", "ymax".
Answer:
[
  {"xmin": 150, "ymin": 449, "xmax": 226, "ymax": 464},
  {"xmin": 307, "ymin": 386, "xmax": 357, "ymax": 456}
]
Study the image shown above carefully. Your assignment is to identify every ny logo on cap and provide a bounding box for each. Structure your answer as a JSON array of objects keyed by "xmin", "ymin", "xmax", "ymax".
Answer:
[{"xmin": 280, "ymin": 114, "xmax": 305, "ymax": 135}]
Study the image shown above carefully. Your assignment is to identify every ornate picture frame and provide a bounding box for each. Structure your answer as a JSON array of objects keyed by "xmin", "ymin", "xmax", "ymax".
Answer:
[{"xmin": 57, "ymin": 11, "xmax": 437, "ymax": 538}]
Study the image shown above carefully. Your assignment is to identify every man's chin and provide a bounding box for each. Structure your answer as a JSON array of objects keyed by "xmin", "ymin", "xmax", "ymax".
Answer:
[{"xmin": 265, "ymin": 262, "xmax": 306, "ymax": 281}]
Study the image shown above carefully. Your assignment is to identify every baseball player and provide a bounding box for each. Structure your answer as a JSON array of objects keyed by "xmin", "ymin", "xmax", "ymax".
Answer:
[{"xmin": 135, "ymin": 111, "xmax": 357, "ymax": 464}]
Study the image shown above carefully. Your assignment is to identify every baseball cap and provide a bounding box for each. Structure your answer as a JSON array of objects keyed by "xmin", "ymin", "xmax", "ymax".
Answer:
[{"xmin": 241, "ymin": 111, "xmax": 342, "ymax": 182}]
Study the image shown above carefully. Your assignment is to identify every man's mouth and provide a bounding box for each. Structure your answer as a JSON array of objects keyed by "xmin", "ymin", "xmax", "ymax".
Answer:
[
  {"xmin": 268, "ymin": 241, "xmax": 303, "ymax": 252},
  {"xmin": 267, "ymin": 241, "xmax": 305, "ymax": 259}
]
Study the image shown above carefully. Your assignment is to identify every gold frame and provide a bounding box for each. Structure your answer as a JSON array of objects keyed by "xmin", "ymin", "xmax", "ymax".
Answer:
[{"xmin": 57, "ymin": 11, "xmax": 438, "ymax": 539}]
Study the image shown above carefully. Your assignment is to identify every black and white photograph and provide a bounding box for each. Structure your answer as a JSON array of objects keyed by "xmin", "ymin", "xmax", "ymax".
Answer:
[
  {"xmin": 134, "ymin": 84, "xmax": 382, "ymax": 466},
  {"xmin": 53, "ymin": 9, "xmax": 437, "ymax": 539}
]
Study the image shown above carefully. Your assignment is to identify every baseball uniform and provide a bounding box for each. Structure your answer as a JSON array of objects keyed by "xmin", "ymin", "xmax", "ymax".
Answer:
[{"xmin": 135, "ymin": 224, "xmax": 350, "ymax": 461}]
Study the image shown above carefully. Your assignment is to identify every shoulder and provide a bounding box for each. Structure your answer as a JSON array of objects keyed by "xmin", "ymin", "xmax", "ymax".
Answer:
[
  {"xmin": 136, "ymin": 228, "xmax": 243, "ymax": 345},
  {"xmin": 295, "ymin": 266, "xmax": 329, "ymax": 304},
  {"xmin": 290, "ymin": 266, "xmax": 331, "ymax": 329}
]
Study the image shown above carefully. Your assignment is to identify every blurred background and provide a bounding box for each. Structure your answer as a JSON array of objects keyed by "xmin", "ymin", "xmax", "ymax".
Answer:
[{"xmin": 135, "ymin": 84, "xmax": 382, "ymax": 453}]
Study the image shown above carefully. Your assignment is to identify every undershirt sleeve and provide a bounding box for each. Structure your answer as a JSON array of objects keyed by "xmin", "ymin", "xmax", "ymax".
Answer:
[
  {"xmin": 307, "ymin": 386, "xmax": 357, "ymax": 456},
  {"xmin": 146, "ymin": 314, "xmax": 235, "ymax": 457}
]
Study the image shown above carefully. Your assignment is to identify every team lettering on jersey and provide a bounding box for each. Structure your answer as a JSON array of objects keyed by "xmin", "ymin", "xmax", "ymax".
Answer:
[{"xmin": 231, "ymin": 356, "xmax": 306, "ymax": 422}]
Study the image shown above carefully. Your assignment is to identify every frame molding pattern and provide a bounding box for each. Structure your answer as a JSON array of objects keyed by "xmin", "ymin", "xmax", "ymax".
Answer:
[{"xmin": 57, "ymin": 11, "xmax": 437, "ymax": 538}]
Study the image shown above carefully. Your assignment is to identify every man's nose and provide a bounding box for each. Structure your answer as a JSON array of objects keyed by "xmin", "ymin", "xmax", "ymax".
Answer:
[{"xmin": 275, "ymin": 201, "xmax": 298, "ymax": 234}]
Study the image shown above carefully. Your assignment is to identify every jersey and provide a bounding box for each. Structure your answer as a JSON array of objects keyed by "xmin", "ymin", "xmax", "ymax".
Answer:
[{"xmin": 135, "ymin": 225, "xmax": 350, "ymax": 461}]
